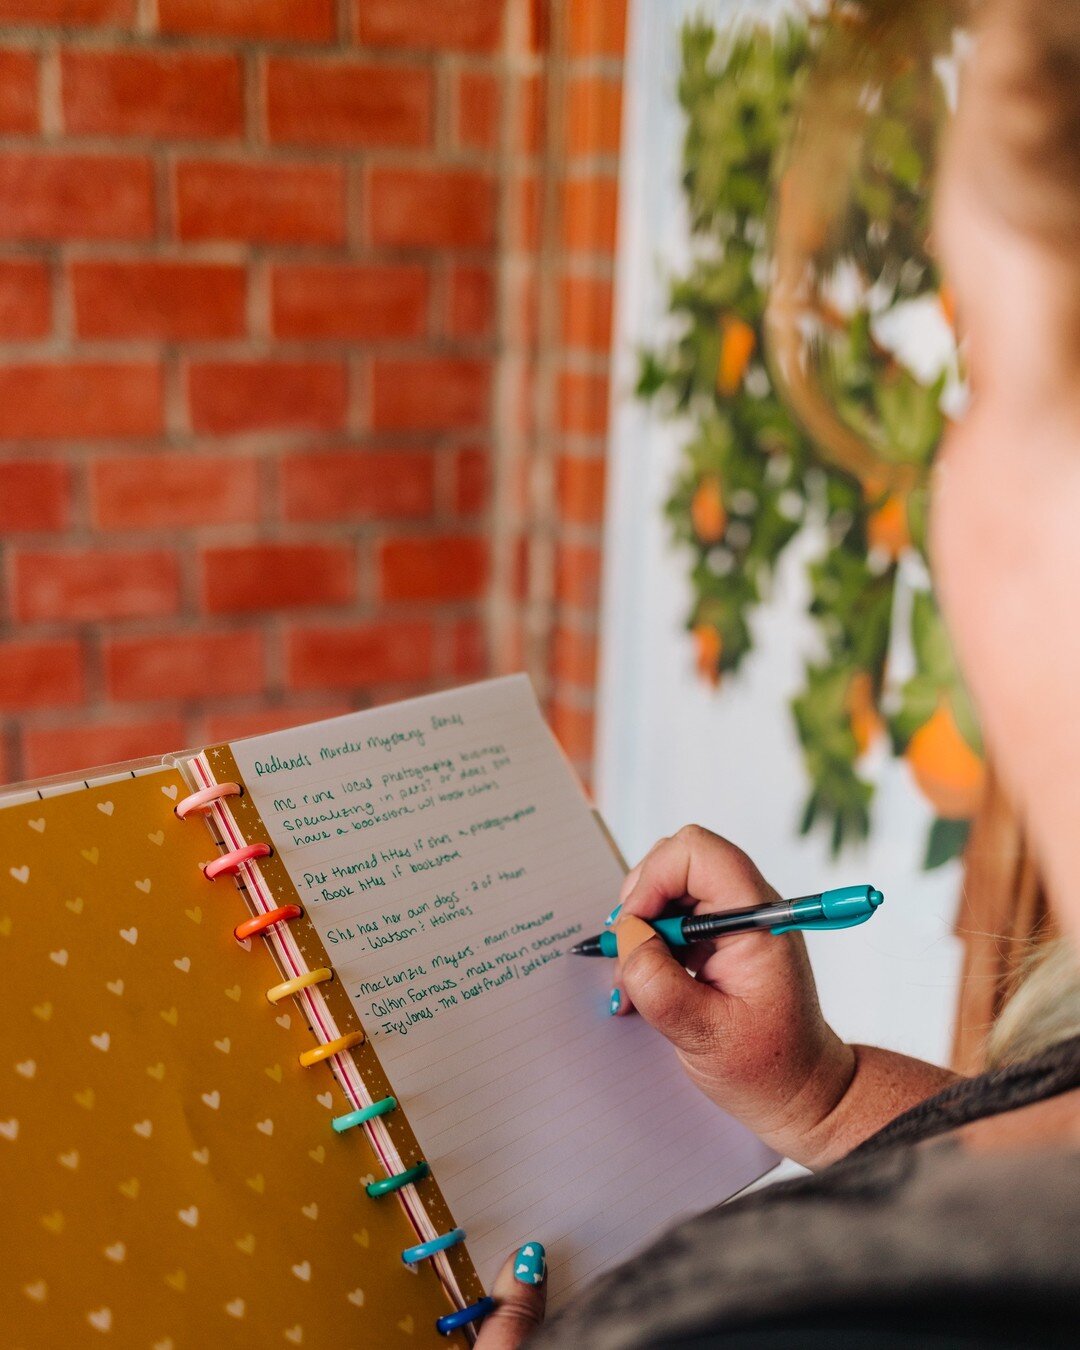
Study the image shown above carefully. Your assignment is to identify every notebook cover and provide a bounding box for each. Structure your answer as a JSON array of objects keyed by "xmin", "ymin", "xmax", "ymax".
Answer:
[
  {"xmin": 1, "ymin": 766, "xmax": 469, "ymax": 1347},
  {"xmin": 189, "ymin": 743, "xmax": 486, "ymax": 1318}
]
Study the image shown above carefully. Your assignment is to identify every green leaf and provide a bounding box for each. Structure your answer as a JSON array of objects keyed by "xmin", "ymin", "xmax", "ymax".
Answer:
[
  {"xmin": 949, "ymin": 679, "xmax": 984, "ymax": 757},
  {"xmin": 923, "ymin": 816, "xmax": 971, "ymax": 870},
  {"xmin": 888, "ymin": 672, "xmax": 939, "ymax": 753},
  {"xmin": 636, "ymin": 350, "xmax": 669, "ymax": 399},
  {"xmin": 910, "ymin": 590, "xmax": 955, "ymax": 682},
  {"xmin": 907, "ymin": 484, "xmax": 930, "ymax": 557}
]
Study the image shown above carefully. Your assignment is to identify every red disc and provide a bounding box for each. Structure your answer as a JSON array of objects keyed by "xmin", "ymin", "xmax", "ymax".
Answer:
[{"xmin": 234, "ymin": 904, "xmax": 302, "ymax": 942}]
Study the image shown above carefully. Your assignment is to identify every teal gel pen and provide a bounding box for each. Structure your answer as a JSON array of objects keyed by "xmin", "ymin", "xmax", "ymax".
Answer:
[{"xmin": 570, "ymin": 884, "xmax": 884, "ymax": 957}]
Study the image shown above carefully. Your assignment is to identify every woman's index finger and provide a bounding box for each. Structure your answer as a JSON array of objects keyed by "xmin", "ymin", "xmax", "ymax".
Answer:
[{"xmin": 622, "ymin": 825, "xmax": 775, "ymax": 920}]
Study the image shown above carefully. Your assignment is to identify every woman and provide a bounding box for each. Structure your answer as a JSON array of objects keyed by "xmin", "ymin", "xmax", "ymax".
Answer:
[{"xmin": 477, "ymin": 1, "xmax": 1080, "ymax": 1345}]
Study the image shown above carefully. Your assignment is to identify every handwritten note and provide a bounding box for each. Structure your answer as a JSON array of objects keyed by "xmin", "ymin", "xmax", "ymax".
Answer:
[{"xmin": 228, "ymin": 676, "xmax": 776, "ymax": 1304}]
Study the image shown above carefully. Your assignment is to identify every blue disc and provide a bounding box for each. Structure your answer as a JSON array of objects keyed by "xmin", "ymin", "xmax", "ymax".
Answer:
[
  {"xmin": 331, "ymin": 1097, "xmax": 397, "ymax": 1133},
  {"xmin": 402, "ymin": 1227, "xmax": 466, "ymax": 1265},
  {"xmin": 436, "ymin": 1297, "xmax": 496, "ymax": 1336}
]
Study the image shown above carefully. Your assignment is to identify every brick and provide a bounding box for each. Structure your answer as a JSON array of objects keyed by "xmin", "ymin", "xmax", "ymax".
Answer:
[
  {"xmin": 568, "ymin": 0, "xmax": 627, "ymax": 57},
  {"xmin": 0, "ymin": 50, "xmax": 38, "ymax": 134},
  {"xmin": 567, "ymin": 75, "xmax": 623, "ymax": 157},
  {"xmin": 447, "ymin": 264, "xmax": 494, "ymax": 340},
  {"xmin": 271, "ymin": 263, "xmax": 428, "ymax": 341},
  {"xmin": 159, "ymin": 0, "xmax": 336, "ymax": 42},
  {"xmin": 368, "ymin": 167, "xmax": 496, "ymax": 249},
  {"xmin": 201, "ymin": 542, "xmax": 356, "ymax": 614},
  {"xmin": 175, "ymin": 160, "xmax": 345, "ymax": 246},
  {"xmin": 562, "ymin": 176, "xmax": 619, "ymax": 255},
  {"xmin": 371, "ymin": 357, "xmax": 489, "ymax": 432},
  {"xmin": 62, "ymin": 50, "xmax": 243, "ymax": 140},
  {"xmin": 0, "ymin": 0, "xmax": 132, "ymax": 23},
  {"xmin": 0, "ymin": 153, "xmax": 154, "ymax": 242},
  {"xmin": 521, "ymin": 2, "xmax": 544, "ymax": 55},
  {"xmin": 282, "ymin": 448, "xmax": 435, "ymax": 523},
  {"xmin": 91, "ymin": 453, "xmax": 259, "ymax": 529},
  {"xmin": 558, "ymin": 370, "xmax": 610, "ymax": 435},
  {"xmin": 354, "ymin": 0, "xmax": 502, "ymax": 52},
  {"xmin": 557, "ymin": 455, "xmax": 607, "ymax": 525},
  {"xmin": 0, "ymin": 639, "xmax": 83, "ymax": 712},
  {"xmin": 453, "ymin": 445, "xmax": 490, "ymax": 515},
  {"xmin": 22, "ymin": 716, "xmax": 186, "ymax": 780},
  {"xmin": 187, "ymin": 360, "xmax": 347, "ymax": 435},
  {"xmin": 514, "ymin": 173, "xmax": 541, "ymax": 250},
  {"xmin": 0, "ymin": 258, "xmax": 51, "ymax": 339},
  {"xmin": 72, "ymin": 261, "xmax": 246, "ymax": 341},
  {"xmin": 556, "ymin": 542, "xmax": 602, "ymax": 609},
  {"xmin": 561, "ymin": 273, "xmax": 613, "ymax": 353},
  {"xmin": 511, "ymin": 531, "xmax": 529, "ymax": 601},
  {"xmin": 548, "ymin": 699, "xmax": 595, "ymax": 763},
  {"xmin": 379, "ymin": 534, "xmax": 488, "ymax": 602},
  {"xmin": 450, "ymin": 615, "xmax": 487, "ymax": 679},
  {"xmin": 105, "ymin": 630, "xmax": 264, "ymax": 702},
  {"xmin": 287, "ymin": 619, "xmax": 435, "ymax": 690},
  {"xmin": 455, "ymin": 70, "xmax": 500, "ymax": 151},
  {"xmin": 0, "ymin": 363, "xmax": 163, "ymax": 440},
  {"xmin": 519, "ymin": 73, "xmax": 544, "ymax": 155},
  {"xmin": 0, "ymin": 460, "xmax": 71, "ymax": 531},
  {"xmin": 266, "ymin": 58, "xmax": 431, "ymax": 149},
  {"xmin": 552, "ymin": 624, "xmax": 598, "ymax": 687},
  {"xmin": 202, "ymin": 701, "xmax": 351, "ymax": 742},
  {"xmin": 13, "ymin": 548, "xmax": 181, "ymax": 622}
]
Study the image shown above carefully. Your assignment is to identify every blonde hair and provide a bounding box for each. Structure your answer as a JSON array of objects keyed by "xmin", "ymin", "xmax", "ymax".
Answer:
[{"xmin": 986, "ymin": 939, "xmax": 1080, "ymax": 1067}]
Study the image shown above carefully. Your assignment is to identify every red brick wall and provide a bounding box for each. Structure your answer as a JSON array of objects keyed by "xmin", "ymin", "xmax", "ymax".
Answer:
[{"xmin": 0, "ymin": 0, "xmax": 624, "ymax": 785}]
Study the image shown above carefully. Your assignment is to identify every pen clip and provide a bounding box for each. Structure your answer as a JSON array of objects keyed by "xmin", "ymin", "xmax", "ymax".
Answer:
[{"xmin": 769, "ymin": 911, "xmax": 876, "ymax": 936}]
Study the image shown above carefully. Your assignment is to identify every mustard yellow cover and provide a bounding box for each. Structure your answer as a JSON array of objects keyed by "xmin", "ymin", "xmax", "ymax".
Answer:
[{"xmin": 1, "ymin": 766, "xmax": 470, "ymax": 1348}]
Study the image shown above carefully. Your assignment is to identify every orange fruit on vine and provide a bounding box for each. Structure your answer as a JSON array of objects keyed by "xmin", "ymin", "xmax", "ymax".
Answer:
[
  {"xmin": 905, "ymin": 701, "xmax": 985, "ymax": 820},
  {"xmin": 716, "ymin": 315, "xmax": 756, "ymax": 396},
  {"xmin": 846, "ymin": 671, "xmax": 883, "ymax": 757},
  {"xmin": 939, "ymin": 283, "xmax": 957, "ymax": 331},
  {"xmin": 693, "ymin": 624, "xmax": 723, "ymax": 686},
  {"xmin": 691, "ymin": 475, "xmax": 727, "ymax": 543},
  {"xmin": 867, "ymin": 494, "xmax": 910, "ymax": 558}
]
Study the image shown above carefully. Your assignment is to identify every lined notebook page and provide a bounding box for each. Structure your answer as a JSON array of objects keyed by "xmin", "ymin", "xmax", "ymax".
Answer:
[{"xmin": 228, "ymin": 676, "xmax": 777, "ymax": 1305}]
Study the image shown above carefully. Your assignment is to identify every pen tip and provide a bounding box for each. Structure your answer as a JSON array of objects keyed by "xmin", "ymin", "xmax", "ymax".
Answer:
[{"xmin": 569, "ymin": 942, "xmax": 586, "ymax": 955}]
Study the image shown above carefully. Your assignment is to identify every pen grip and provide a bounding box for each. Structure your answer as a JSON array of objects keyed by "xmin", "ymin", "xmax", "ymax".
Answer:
[{"xmin": 650, "ymin": 916, "xmax": 689, "ymax": 947}]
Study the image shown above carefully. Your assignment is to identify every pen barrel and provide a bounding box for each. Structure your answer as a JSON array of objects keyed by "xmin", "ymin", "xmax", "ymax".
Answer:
[{"xmin": 678, "ymin": 901, "xmax": 795, "ymax": 942}]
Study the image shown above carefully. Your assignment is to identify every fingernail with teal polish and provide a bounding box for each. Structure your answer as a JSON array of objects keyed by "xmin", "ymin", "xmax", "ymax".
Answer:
[
  {"xmin": 604, "ymin": 903, "xmax": 623, "ymax": 927},
  {"xmin": 514, "ymin": 1242, "xmax": 546, "ymax": 1285},
  {"xmin": 609, "ymin": 988, "xmax": 622, "ymax": 1016}
]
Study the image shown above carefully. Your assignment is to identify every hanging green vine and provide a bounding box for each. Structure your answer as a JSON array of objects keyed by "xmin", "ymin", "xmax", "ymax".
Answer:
[{"xmin": 639, "ymin": 15, "xmax": 983, "ymax": 869}]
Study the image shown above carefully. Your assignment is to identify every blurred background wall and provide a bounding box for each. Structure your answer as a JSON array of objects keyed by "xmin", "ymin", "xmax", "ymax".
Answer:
[{"xmin": 0, "ymin": 0, "xmax": 625, "ymax": 784}]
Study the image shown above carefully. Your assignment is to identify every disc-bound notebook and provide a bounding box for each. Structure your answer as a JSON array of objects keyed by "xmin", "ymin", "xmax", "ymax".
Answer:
[{"xmin": 3, "ymin": 675, "xmax": 776, "ymax": 1347}]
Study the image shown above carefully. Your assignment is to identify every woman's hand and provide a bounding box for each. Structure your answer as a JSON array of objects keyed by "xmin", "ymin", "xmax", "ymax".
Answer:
[
  {"xmin": 611, "ymin": 826, "xmax": 858, "ymax": 1167},
  {"xmin": 611, "ymin": 826, "xmax": 957, "ymax": 1167},
  {"xmin": 474, "ymin": 1243, "xmax": 546, "ymax": 1349}
]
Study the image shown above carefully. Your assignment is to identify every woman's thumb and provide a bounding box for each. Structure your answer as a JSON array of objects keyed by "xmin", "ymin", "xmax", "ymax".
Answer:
[
  {"xmin": 473, "ymin": 1242, "xmax": 547, "ymax": 1349},
  {"xmin": 615, "ymin": 916, "xmax": 716, "ymax": 1052}
]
